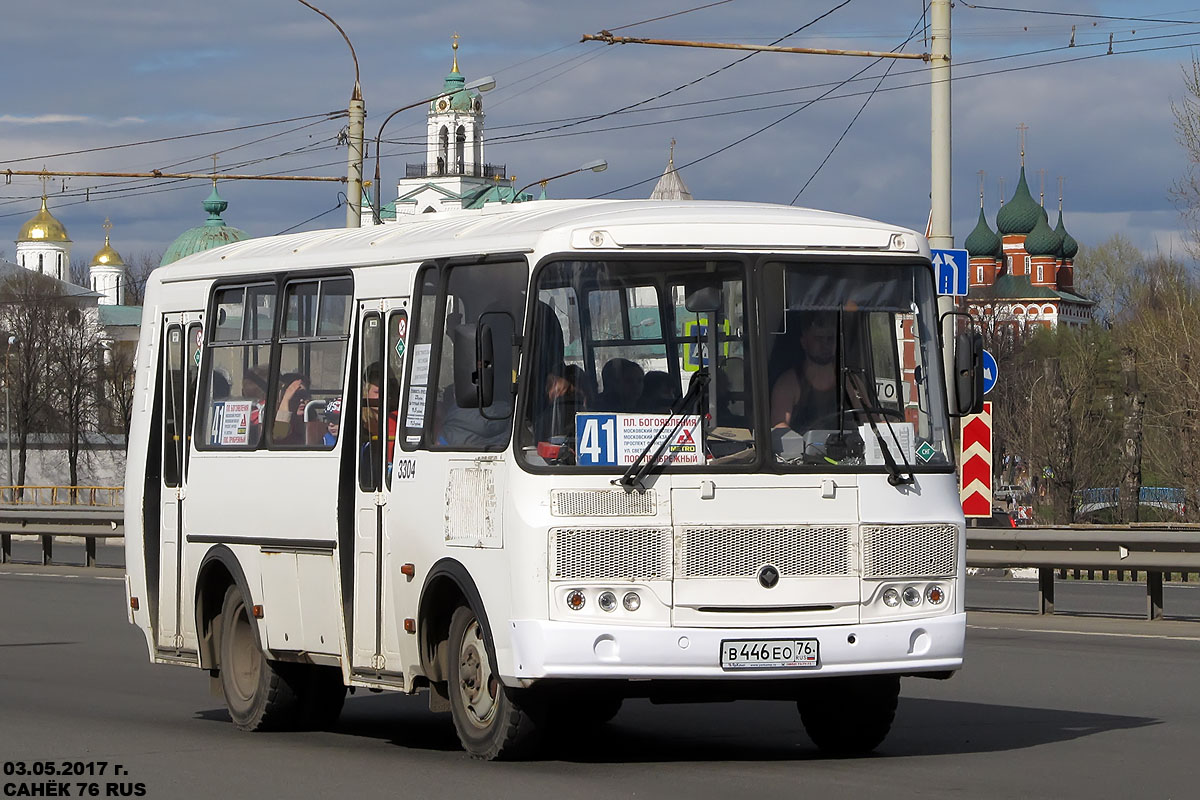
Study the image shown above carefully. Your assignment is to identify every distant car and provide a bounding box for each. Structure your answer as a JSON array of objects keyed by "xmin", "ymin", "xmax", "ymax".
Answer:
[
  {"xmin": 974, "ymin": 508, "xmax": 1017, "ymax": 528},
  {"xmin": 994, "ymin": 484, "xmax": 1025, "ymax": 502}
]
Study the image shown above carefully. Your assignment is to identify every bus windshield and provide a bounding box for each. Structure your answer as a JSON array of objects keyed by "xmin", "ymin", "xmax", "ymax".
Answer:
[{"xmin": 519, "ymin": 257, "xmax": 951, "ymax": 473}]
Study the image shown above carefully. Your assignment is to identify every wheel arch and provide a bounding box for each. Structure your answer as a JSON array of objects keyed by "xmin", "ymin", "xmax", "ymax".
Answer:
[
  {"xmin": 195, "ymin": 545, "xmax": 260, "ymax": 670},
  {"xmin": 418, "ymin": 558, "xmax": 495, "ymax": 684}
]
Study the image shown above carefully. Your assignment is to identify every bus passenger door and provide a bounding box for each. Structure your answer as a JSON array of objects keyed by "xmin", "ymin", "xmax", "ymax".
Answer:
[
  {"xmin": 350, "ymin": 303, "xmax": 415, "ymax": 680},
  {"xmin": 157, "ymin": 314, "xmax": 203, "ymax": 654}
]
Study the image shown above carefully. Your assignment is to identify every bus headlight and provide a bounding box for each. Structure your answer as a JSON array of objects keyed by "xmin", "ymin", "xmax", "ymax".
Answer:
[
  {"xmin": 902, "ymin": 586, "xmax": 922, "ymax": 607},
  {"xmin": 598, "ymin": 591, "xmax": 618, "ymax": 612},
  {"xmin": 622, "ymin": 592, "xmax": 641, "ymax": 612},
  {"xmin": 881, "ymin": 587, "xmax": 901, "ymax": 608},
  {"xmin": 925, "ymin": 584, "xmax": 946, "ymax": 605}
]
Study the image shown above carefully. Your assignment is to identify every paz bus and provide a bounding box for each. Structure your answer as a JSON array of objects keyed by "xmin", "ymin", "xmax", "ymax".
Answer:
[{"xmin": 124, "ymin": 199, "xmax": 982, "ymax": 760}]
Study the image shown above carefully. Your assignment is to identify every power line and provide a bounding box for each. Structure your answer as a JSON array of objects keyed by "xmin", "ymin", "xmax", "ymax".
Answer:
[
  {"xmin": 0, "ymin": 112, "xmax": 342, "ymax": 167},
  {"xmin": 607, "ymin": 0, "xmax": 738, "ymax": 33},
  {"xmin": 792, "ymin": 13, "xmax": 925, "ymax": 203},
  {"xmin": 489, "ymin": 0, "xmax": 856, "ymax": 144},
  {"xmin": 959, "ymin": 3, "xmax": 1200, "ymax": 25}
]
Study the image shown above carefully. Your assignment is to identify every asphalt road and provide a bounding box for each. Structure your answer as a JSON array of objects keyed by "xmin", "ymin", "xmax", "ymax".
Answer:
[{"xmin": 2, "ymin": 566, "xmax": 1199, "ymax": 799}]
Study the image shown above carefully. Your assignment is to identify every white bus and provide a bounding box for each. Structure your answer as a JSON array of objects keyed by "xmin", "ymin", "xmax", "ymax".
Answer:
[{"xmin": 124, "ymin": 199, "xmax": 982, "ymax": 759}]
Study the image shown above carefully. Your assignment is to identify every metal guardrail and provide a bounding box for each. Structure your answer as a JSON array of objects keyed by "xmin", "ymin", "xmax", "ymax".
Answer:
[
  {"xmin": 0, "ymin": 506, "xmax": 124, "ymax": 567},
  {"xmin": 0, "ymin": 485, "xmax": 123, "ymax": 506},
  {"xmin": 2, "ymin": 509, "xmax": 1198, "ymax": 622},
  {"xmin": 966, "ymin": 525, "xmax": 1200, "ymax": 620}
]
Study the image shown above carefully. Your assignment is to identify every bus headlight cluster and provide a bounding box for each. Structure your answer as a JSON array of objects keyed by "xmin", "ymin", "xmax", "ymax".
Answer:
[
  {"xmin": 877, "ymin": 583, "xmax": 947, "ymax": 610},
  {"xmin": 564, "ymin": 588, "xmax": 644, "ymax": 613}
]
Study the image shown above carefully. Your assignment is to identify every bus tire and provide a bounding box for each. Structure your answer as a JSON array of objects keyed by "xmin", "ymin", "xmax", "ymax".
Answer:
[
  {"xmin": 298, "ymin": 665, "xmax": 346, "ymax": 730},
  {"xmin": 797, "ymin": 674, "xmax": 900, "ymax": 756},
  {"xmin": 218, "ymin": 585, "xmax": 300, "ymax": 731},
  {"xmin": 447, "ymin": 604, "xmax": 538, "ymax": 760}
]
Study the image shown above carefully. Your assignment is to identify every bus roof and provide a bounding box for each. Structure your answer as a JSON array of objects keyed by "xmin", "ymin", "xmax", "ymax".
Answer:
[{"xmin": 154, "ymin": 199, "xmax": 925, "ymax": 282}]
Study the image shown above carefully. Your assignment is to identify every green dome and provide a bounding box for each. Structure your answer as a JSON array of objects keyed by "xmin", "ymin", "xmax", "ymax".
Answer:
[
  {"xmin": 964, "ymin": 206, "xmax": 1001, "ymax": 258},
  {"xmin": 995, "ymin": 167, "xmax": 1042, "ymax": 235},
  {"xmin": 1023, "ymin": 208, "xmax": 1062, "ymax": 257},
  {"xmin": 1055, "ymin": 211, "xmax": 1079, "ymax": 259},
  {"xmin": 161, "ymin": 187, "xmax": 250, "ymax": 266}
]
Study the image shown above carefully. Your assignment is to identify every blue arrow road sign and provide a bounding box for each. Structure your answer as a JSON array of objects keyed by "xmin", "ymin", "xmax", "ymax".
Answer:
[
  {"xmin": 982, "ymin": 349, "xmax": 998, "ymax": 394},
  {"xmin": 932, "ymin": 248, "xmax": 969, "ymax": 296}
]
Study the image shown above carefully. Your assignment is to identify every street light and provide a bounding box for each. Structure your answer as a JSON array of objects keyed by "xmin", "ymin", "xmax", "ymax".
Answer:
[
  {"xmin": 371, "ymin": 75, "xmax": 497, "ymax": 224},
  {"xmin": 514, "ymin": 159, "xmax": 608, "ymax": 201},
  {"xmin": 289, "ymin": 0, "xmax": 364, "ymax": 228}
]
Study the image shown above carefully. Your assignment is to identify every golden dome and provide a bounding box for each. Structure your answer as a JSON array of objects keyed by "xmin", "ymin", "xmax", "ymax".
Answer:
[
  {"xmin": 90, "ymin": 219, "xmax": 125, "ymax": 267},
  {"xmin": 91, "ymin": 241, "xmax": 125, "ymax": 268},
  {"xmin": 17, "ymin": 197, "xmax": 70, "ymax": 243}
]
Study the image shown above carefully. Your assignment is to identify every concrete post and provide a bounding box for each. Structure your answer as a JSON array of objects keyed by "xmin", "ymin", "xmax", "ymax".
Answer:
[{"xmin": 346, "ymin": 83, "xmax": 365, "ymax": 229}]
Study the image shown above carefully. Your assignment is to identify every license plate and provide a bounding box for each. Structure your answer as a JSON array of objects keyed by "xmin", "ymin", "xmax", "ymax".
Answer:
[{"xmin": 720, "ymin": 638, "xmax": 819, "ymax": 671}]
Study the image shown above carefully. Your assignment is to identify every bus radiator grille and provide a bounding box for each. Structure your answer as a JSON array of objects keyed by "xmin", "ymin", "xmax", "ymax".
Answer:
[
  {"xmin": 550, "ymin": 489, "xmax": 657, "ymax": 517},
  {"xmin": 676, "ymin": 526, "xmax": 852, "ymax": 579},
  {"xmin": 551, "ymin": 527, "xmax": 672, "ymax": 581},
  {"xmin": 860, "ymin": 524, "xmax": 957, "ymax": 579}
]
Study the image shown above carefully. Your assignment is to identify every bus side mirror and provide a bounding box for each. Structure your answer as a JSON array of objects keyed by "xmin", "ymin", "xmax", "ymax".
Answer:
[
  {"xmin": 477, "ymin": 323, "xmax": 495, "ymax": 409},
  {"xmin": 953, "ymin": 330, "xmax": 984, "ymax": 416},
  {"xmin": 479, "ymin": 312, "xmax": 515, "ymax": 420},
  {"xmin": 453, "ymin": 324, "xmax": 481, "ymax": 408}
]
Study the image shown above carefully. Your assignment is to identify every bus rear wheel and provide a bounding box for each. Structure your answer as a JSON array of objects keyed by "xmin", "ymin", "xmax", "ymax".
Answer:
[
  {"xmin": 218, "ymin": 585, "xmax": 301, "ymax": 731},
  {"xmin": 447, "ymin": 604, "xmax": 538, "ymax": 760},
  {"xmin": 798, "ymin": 674, "xmax": 900, "ymax": 756}
]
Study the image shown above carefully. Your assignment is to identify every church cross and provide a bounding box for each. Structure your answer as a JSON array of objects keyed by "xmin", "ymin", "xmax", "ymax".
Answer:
[{"xmin": 1017, "ymin": 123, "xmax": 1029, "ymax": 165}]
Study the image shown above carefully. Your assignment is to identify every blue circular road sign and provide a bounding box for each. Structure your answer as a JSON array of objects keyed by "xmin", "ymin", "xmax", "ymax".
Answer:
[{"xmin": 982, "ymin": 349, "xmax": 998, "ymax": 395}]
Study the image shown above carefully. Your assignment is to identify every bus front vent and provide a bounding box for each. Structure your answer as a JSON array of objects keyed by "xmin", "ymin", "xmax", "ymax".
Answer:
[
  {"xmin": 551, "ymin": 527, "xmax": 672, "ymax": 581},
  {"xmin": 550, "ymin": 489, "xmax": 657, "ymax": 517},
  {"xmin": 861, "ymin": 524, "xmax": 957, "ymax": 579}
]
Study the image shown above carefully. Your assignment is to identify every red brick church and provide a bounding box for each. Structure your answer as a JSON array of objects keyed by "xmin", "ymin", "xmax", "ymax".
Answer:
[{"xmin": 963, "ymin": 157, "xmax": 1092, "ymax": 333}]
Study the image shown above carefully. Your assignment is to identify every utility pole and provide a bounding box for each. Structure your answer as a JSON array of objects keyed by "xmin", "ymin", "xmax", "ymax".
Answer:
[
  {"xmin": 930, "ymin": 0, "xmax": 956, "ymax": 398},
  {"xmin": 347, "ymin": 82, "xmax": 365, "ymax": 229}
]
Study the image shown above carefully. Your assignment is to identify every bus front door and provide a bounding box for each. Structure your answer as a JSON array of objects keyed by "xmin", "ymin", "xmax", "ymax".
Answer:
[
  {"xmin": 157, "ymin": 314, "xmax": 203, "ymax": 654},
  {"xmin": 350, "ymin": 304, "xmax": 416, "ymax": 683}
]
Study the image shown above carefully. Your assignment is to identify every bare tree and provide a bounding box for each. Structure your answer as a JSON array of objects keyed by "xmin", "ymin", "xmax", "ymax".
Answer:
[
  {"xmin": 46, "ymin": 302, "xmax": 104, "ymax": 495},
  {"xmin": 1172, "ymin": 53, "xmax": 1200, "ymax": 262},
  {"xmin": 0, "ymin": 271, "xmax": 59, "ymax": 490},
  {"xmin": 100, "ymin": 343, "xmax": 137, "ymax": 441},
  {"xmin": 122, "ymin": 250, "xmax": 161, "ymax": 306}
]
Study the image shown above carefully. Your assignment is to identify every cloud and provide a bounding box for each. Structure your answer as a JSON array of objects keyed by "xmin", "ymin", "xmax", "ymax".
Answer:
[
  {"xmin": 133, "ymin": 48, "xmax": 235, "ymax": 74},
  {"xmin": 0, "ymin": 114, "xmax": 91, "ymax": 125}
]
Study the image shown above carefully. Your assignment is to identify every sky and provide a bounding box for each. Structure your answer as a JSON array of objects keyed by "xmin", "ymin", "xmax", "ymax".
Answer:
[{"xmin": 1, "ymin": 1, "xmax": 1197, "ymax": 272}]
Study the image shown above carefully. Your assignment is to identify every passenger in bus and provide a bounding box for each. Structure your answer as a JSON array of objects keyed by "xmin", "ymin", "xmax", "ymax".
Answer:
[
  {"xmin": 638, "ymin": 370, "xmax": 678, "ymax": 413},
  {"xmin": 562, "ymin": 364, "xmax": 595, "ymax": 409},
  {"xmin": 361, "ymin": 363, "xmax": 398, "ymax": 476},
  {"xmin": 595, "ymin": 358, "xmax": 644, "ymax": 412},
  {"xmin": 769, "ymin": 311, "xmax": 865, "ymax": 433},
  {"xmin": 322, "ymin": 398, "xmax": 341, "ymax": 446},
  {"xmin": 273, "ymin": 373, "xmax": 310, "ymax": 444}
]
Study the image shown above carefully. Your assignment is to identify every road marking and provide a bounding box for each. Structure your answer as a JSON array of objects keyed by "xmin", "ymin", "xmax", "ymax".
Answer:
[
  {"xmin": 969, "ymin": 624, "xmax": 1200, "ymax": 642},
  {"xmin": 0, "ymin": 570, "xmax": 122, "ymax": 581}
]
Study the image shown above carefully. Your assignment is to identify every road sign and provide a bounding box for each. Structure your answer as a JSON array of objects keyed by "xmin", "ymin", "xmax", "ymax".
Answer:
[
  {"xmin": 960, "ymin": 400, "xmax": 993, "ymax": 518},
  {"xmin": 932, "ymin": 248, "xmax": 969, "ymax": 296},
  {"xmin": 981, "ymin": 349, "xmax": 997, "ymax": 394}
]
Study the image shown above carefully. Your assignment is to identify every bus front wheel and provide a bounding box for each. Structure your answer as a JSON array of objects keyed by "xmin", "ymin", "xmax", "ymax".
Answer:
[
  {"xmin": 797, "ymin": 674, "xmax": 900, "ymax": 756},
  {"xmin": 218, "ymin": 585, "xmax": 300, "ymax": 731},
  {"xmin": 447, "ymin": 604, "xmax": 538, "ymax": 759}
]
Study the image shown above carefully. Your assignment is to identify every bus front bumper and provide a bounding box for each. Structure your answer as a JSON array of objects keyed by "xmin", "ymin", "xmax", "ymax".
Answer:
[{"xmin": 505, "ymin": 613, "xmax": 965, "ymax": 681}]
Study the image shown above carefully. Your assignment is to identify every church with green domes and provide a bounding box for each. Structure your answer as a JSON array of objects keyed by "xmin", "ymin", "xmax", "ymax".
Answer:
[{"xmin": 963, "ymin": 152, "xmax": 1092, "ymax": 333}]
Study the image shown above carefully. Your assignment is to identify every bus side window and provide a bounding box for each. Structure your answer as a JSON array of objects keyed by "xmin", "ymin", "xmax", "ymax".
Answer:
[
  {"xmin": 400, "ymin": 267, "xmax": 439, "ymax": 451},
  {"xmin": 271, "ymin": 277, "xmax": 353, "ymax": 449},
  {"xmin": 199, "ymin": 283, "xmax": 275, "ymax": 450},
  {"xmin": 431, "ymin": 261, "xmax": 527, "ymax": 452}
]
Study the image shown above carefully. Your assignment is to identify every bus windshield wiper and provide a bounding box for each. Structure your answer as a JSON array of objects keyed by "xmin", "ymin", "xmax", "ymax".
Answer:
[
  {"xmin": 852, "ymin": 376, "xmax": 914, "ymax": 486},
  {"xmin": 615, "ymin": 370, "xmax": 709, "ymax": 492}
]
